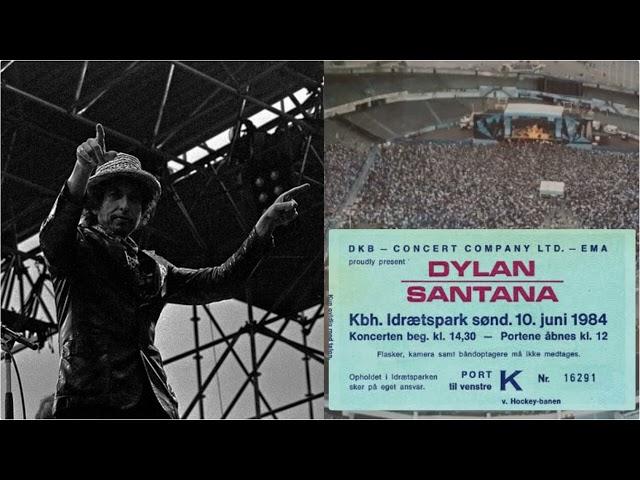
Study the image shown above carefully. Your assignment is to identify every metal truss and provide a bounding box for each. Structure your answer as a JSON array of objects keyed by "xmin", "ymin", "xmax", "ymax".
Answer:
[
  {"xmin": 1, "ymin": 61, "xmax": 324, "ymax": 418},
  {"xmin": 1, "ymin": 247, "xmax": 58, "ymax": 356}
]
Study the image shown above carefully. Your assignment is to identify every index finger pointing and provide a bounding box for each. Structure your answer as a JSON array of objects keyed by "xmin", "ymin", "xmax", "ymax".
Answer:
[
  {"xmin": 95, "ymin": 124, "xmax": 106, "ymax": 151},
  {"xmin": 281, "ymin": 183, "xmax": 310, "ymax": 200}
]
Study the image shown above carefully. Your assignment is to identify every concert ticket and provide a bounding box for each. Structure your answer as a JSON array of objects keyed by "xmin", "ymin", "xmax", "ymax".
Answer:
[{"xmin": 327, "ymin": 229, "xmax": 636, "ymax": 411}]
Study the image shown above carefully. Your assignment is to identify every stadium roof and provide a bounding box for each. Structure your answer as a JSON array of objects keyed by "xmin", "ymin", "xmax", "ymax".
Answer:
[{"xmin": 504, "ymin": 103, "xmax": 564, "ymax": 118}]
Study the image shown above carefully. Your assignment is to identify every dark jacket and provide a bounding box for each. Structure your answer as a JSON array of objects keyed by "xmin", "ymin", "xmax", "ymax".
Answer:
[{"xmin": 40, "ymin": 183, "xmax": 273, "ymax": 418}]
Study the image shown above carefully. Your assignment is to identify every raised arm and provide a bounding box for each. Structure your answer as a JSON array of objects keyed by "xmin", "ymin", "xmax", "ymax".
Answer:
[
  {"xmin": 39, "ymin": 124, "xmax": 117, "ymax": 270},
  {"xmin": 254, "ymin": 183, "xmax": 310, "ymax": 237},
  {"xmin": 163, "ymin": 183, "xmax": 310, "ymax": 305}
]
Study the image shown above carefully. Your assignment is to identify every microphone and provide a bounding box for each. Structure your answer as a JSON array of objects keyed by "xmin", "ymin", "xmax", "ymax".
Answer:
[{"xmin": 1, "ymin": 325, "xmax": 39, "ymax": 350}]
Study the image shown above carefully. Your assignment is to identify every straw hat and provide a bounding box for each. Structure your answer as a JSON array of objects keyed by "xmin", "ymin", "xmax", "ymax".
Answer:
[{"xmin": 87, "ymin": 153, "xmax": 161, "ymax": 201}]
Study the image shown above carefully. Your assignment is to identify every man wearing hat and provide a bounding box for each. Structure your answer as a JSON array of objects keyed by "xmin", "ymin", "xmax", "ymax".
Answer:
[{"xmin": 40, "ymin": 124, "xmax": 308, "ymax": 419}]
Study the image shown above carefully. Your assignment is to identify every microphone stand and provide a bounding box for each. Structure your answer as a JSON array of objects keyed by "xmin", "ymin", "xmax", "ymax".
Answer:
[{"xmin": 1, "ymin": 325, "xmax": 38, "ymax": 419}]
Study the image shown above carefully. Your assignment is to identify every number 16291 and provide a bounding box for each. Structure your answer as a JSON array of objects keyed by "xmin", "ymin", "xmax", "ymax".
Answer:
[{"xmin": 564, "ymin": 373, "xmax": 596, "ymax": 383}]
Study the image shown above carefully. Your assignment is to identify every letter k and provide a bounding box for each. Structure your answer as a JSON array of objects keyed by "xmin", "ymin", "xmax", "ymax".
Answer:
[{"xmin": 500, "ymin": 370, "xmax": 523, "ymax": 391}]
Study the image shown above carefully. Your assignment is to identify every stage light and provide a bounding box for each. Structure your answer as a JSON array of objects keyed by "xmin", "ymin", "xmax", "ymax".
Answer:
[{"xmin": 243, "ymin": 120, "xmax": 306, "ymax": 214}]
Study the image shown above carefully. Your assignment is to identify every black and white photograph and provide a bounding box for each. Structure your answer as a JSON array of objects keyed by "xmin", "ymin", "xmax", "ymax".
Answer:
[{"xmin": 1, "ymin": 60, "xmax": 324, "ymax": 419}]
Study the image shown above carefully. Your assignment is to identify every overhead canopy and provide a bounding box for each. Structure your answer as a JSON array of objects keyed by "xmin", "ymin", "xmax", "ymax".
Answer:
[{"xmin": 504, "ymin": 103, "xmax": 564, "ymax": 118}]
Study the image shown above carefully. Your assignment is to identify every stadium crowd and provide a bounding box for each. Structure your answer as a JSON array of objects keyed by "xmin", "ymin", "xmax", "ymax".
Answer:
[
  {"xmin": 327, "ymin": 141, "xmax": 638, "ymax": 230},
  {"xmin": 325, "ymin": 143, "xmax": 371, "ymax": 217}
]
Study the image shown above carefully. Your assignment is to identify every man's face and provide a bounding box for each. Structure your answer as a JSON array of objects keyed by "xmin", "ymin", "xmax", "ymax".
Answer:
[{"xmin": 94, "ymin": 179, "xmax": 143, "ymax": 237}]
